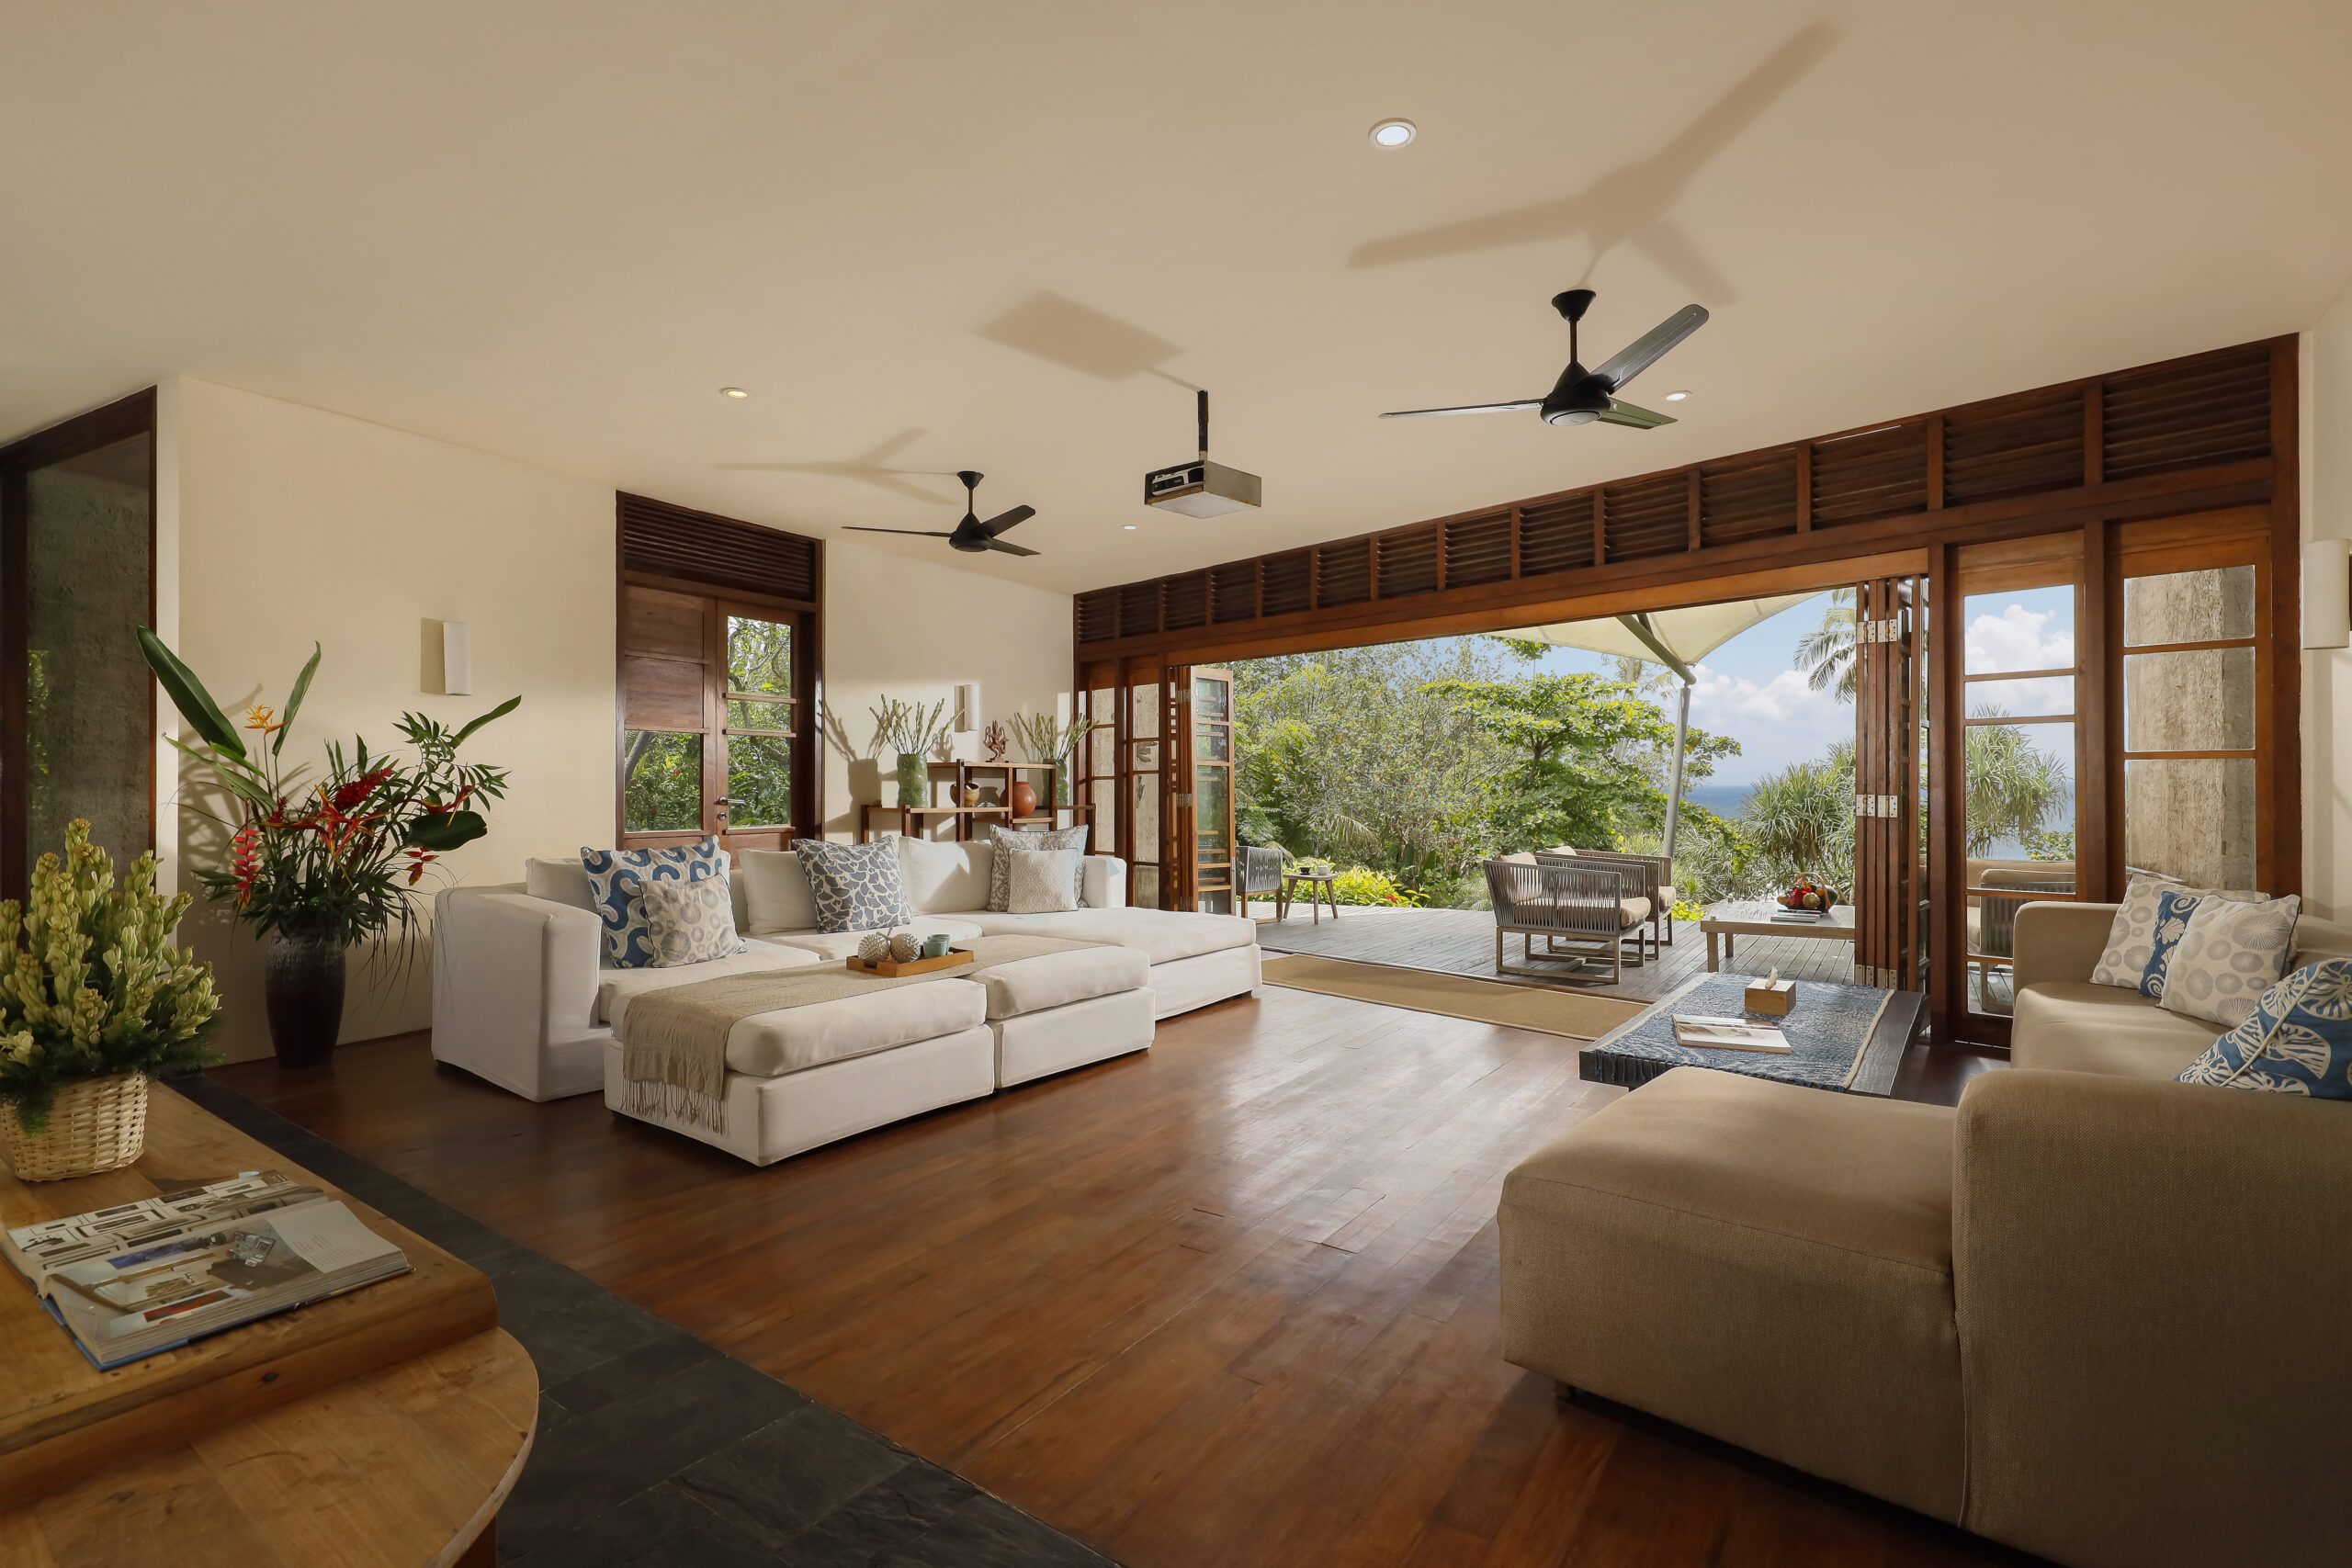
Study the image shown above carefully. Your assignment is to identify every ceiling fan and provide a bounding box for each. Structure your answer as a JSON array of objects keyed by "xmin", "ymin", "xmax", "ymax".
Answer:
[
  {"xmin": 1381, "ymin": 289, "xmax": 1709, "ymax": 428},
  {"xmin": 843, "ymin": 469, "xmax": 1038, "ymax": 557}
]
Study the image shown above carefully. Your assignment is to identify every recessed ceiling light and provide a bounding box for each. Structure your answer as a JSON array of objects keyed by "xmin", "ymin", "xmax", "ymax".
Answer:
[
  {"xmin": 719, "ymin": 387, "xmax": 751, "ymax": 399},
  {"xmin": 1662, "ymin": 390, "xmax": 1690, "ymax": 401},
  {"xmin": 1369, "ymin": 118, "xmax": 1417, "ymax": 149},
  {"xmin": 1123, "ymin": 525, "xmax": 1137, "ymax": 531}
]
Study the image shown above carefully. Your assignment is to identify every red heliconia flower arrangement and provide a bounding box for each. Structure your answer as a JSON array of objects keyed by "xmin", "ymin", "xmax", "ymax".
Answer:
[{"xmin": 137, "ymin": 630, "xmax": 521, "ymax": 948}]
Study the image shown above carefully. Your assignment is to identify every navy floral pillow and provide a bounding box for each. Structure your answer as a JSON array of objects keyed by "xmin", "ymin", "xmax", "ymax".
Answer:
[
  {"xmin": 2137, "ymin": 888, "xmax": 2205, "ymax": 1000},
  {"xmin": 580, "ymin": 838, "xmax": 727, "ymax": 967},
  {"xmin": 2177, "ymin": 959, "xmax": 2352, "ymax": 1100},
  {"xmin": 791, "ymin": 840, "xmax": 911, "ymax": 933}
]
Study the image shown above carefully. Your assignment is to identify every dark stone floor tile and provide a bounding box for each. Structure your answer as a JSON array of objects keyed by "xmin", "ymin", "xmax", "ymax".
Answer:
[
  {"xmin": 677, "ymin": 1403, "xmax": 915, "ymax": 1548},
  {"xmin": 492, "ymin": 1252, "xmax": 680, "ymax": 1386},
  {"xmin": 508, "ymin": 1477, "xmax": 719, "ymax": 1565},
  {"xmin": 498, "ymin": 1353, "xmax": 808, "ymax": 1551},
  {"xmin": 544, "ymin": 1329, "xmax": 723, "ymax": 1419},
  {"xmin": 778, "ymin": 1460, "xmax": 982, "ymax": 1567},
  {"xmin": 885, "ymin": 1492, "xmax": 1117, "ymax": 1568}
]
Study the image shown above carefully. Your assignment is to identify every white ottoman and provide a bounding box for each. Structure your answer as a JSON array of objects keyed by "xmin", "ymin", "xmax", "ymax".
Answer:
[{"xmin": 972, "ymin": 943, "xmax": 1156, "ymax": 1087}]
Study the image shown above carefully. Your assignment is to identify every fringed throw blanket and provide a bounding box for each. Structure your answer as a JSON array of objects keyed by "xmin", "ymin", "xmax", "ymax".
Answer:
[{"xmin": 619, "ymin": 935, "xmax": 1097, "ymax": 1132}]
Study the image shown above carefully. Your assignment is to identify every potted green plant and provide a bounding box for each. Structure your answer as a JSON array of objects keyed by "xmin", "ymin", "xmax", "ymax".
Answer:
[
  {"xmin": 137, "ymin": 630, "xmax": 520, "ymax": 1068},
  {"xmin": 870, "ymin": 695, "xmax": 948, "ymax": 808},
  {"xmin": 0, "ymin": 820, "xmax": 222, "ymax": 1180},
  {"xmin": 1008, "ymin": 709, "xmax": 1104, "ymax": 808}
]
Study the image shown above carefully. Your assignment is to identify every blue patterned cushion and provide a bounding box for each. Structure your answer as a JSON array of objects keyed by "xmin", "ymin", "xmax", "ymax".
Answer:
[
  {"xmin": 2137, "ymin": 888, "xmax": 2205, "ymax": 1000},
  {"xmin": 2177, "ymin": 959, "xmax": 2352, "ymax": 1099},
  {"xmin": 580, "ymin": 839, "xmax": 727, "ymax": 967},
  {"xmin": 791, "ymin": 839, "xmax": 910, "ymax": 933}
]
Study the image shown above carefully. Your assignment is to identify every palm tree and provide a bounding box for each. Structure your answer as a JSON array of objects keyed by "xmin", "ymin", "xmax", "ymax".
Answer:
[
  {"xmin": 1962, "ymin": 708, "xmax": 2072, "ymax": 855},
  {"xmin": 1606, "ymin": 654, "xmax": 1680, "ymax": 703},
  {"xmin": 1792, "ymin": 588, "xmax": 1859, "ymax": 702}
]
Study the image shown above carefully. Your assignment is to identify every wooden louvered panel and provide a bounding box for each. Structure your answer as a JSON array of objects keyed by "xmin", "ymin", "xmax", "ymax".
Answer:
[
  {"xmin": 1317, "ymin": 539, "xmax": 1372, "ymax": 606},
  {"xmin": 2102, "ymin": 346, "xmax": 2270, "ymax": 481},
  {"xmin": 619, "ymin": 493, "xmax": 819, "ymax": 603},
  {"xmin": 1163, "ymin": 571, "xmax": 1209, "ymax": 630},
  {"xmin": 1442, "ymin": 510, "xmax": 1514, "ymax": 586},
  {"xmin": 1943, "ymin": 391, "xmax": 2084, "ymax": 506},
  {"xmin": 1118, "ymin": 581, "xmax": 1161, "ymax": 638},
  {"xmin": 1076, "ymin": 590, "xmax": 1118, "ymax": 643},
  {"xmin": 1210, "ymin": 563, "xmax": 1258, "ymax": 622},
  {"xmin": 1261, "ymin": 551, "xmax": 1312, "ymax": 617},
  {"xmin": 1377, "ymin": 526, "xmax": 1441, "ymax": 598},
  {"xmin": 1811, "ymin": 423, "xmax": 1929, "ymax": 526},
  {"xmin": 1699, "ymin": 454, "xmax": 1799, "ymax": 548},
  {"xmin": 1517, "ymin": 493, "xmax": 1596, "ymax": 575},
  {"xmin": 1603, "ymin": 474, "xmax": 1689, "ymax": 562}
]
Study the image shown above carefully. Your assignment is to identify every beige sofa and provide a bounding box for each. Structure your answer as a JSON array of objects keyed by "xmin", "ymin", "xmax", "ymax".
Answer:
[{"xmin": 1498, "ymin": 902, "xmax": 2352, "ymax": 1568}]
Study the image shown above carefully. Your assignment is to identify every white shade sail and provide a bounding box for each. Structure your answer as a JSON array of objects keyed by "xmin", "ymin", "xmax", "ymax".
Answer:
[{"xmin": 1497, "ymin": 593, "xmax": 1821, "ymax": 672}]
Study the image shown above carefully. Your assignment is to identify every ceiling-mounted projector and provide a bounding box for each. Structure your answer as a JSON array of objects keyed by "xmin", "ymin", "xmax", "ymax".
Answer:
[{"xmin": 1145, "ymin": 389, "xmax": 1261, "ymax": 517}]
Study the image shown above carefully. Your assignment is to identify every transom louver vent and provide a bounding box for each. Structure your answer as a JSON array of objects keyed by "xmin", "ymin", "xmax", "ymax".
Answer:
[
  {"xmin": 1377, "ymin": 526, "xmax": 1441, "ymax": 598},
  {"xmin": 1518, "ymin": 494, "xmax": 1597, "ymax": 576},
  {"xmin": 2102, "ymin": 345, "xmax": 2269, "ymax": 481},
  {"xmin": 1162, "ymin": 572, "xmax": 1209, "ymax": 630},
  {"xmin": 1811, "ymin": 422, "xmax": 1928, "ymax": 527},
  {"xmin": 1443, "ymin": 510, "xmax": 1514, "ymax": 586},
  {"xmin": 1944, "ymin": 391, "xmax": 2084, "ymax": 505},
  {"xmin": 1316, "ymin": 538, "xmax": 1372, "ymax": 606},
  {"xmin": 1603, "ymin": 474, "xmax": 1689, "ymax": 561},
  {"xmin": 1210, "ymin": 563, "xmax": 1258, "ymax": 622},
  {"xmin": 1076, "ymin": 590, "xmax": 1118, "ymax": 643},
  {"xmin": 1700, "ymin": 454, "xmax": 1799, "ymax": 549},
  {"xmin": 1069, "ymin": 340, "xmax": 2282, "ymax": 651},
  {"xmin": 1261, "ymin": 551, "xmax": 1312, "ymax": 617},
  {"xmin": 1118, "ymin": 581, "xmax": 1161, "ymax": 638},
  {"xmin": 620, "ymin": 493, "xmax": 819, "ymax": 603}
]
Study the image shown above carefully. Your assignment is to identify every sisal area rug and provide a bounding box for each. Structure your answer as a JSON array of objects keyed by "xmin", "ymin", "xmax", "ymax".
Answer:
[{"xmin": 1261, "ymin": 953, "xmax": 1648, "ymax": 1041}]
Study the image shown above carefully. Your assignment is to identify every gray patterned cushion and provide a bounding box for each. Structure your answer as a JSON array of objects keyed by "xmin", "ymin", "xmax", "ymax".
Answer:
[
  {"xmin": 2161, "ymin": 894, "xmax": 2301, "ymax": 1026},
  {"xmin": 2089, "ymin": 880, "xmax": 2267, "ymax": 989},
  {"xmin": 639, "ymin": 876, "xmax": 746, "ymax": 966},
  {"xmin": 987, "ymin": 825, "xmax": 1088, "ymax": 911},
  {"xmin": 1007, "ymin": 848, "xmax": 1083, "ymax": 915},
  {"xmin": 791, "ymin": 839, "xmax": 911, "ymax": 933}
]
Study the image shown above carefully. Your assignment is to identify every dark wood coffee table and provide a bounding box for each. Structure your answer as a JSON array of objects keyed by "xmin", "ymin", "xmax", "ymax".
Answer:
[{"xmin": 1578, "ymin": 972, "xmax": 1924, "ymax": 1098}]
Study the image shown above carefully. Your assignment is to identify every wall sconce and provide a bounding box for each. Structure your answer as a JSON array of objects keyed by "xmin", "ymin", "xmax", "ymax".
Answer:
[
  {"xmin": 2303, "ymin": 539, "xmax": 2349, "ymax": 650},
  {"xmin": 423, "ymin": 619, "xmax": 474, "ymax": 694},
  {"xmin": 954, "ymin": 682, "xmax": 979, "ymax": 732}
]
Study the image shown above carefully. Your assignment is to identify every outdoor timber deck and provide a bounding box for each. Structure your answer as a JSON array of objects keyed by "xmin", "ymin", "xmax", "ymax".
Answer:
[{"xmin": 1245, "ymin": 900, "xmax": 1860, "ymax": 1004}]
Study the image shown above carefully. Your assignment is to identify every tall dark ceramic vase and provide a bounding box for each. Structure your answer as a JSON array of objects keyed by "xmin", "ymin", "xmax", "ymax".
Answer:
[{"xmin": 265, "ymin": 931, "xmax": 346, "ymax": 1068}]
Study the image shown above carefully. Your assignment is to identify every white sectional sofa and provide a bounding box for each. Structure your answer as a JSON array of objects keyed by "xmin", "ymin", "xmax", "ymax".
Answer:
[{"xmin": 430, "ymin": 837, "xmax": 1261, "ymax": 1161}]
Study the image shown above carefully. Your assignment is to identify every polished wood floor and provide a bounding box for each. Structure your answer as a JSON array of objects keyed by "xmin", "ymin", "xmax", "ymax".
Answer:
[
  {"xmin": 214, "ymin": 987, "xmax": 2014, "ymax": 1567},
  {"xmin": 1247, "ymin": 903, "xmax": 1859, "ymax": 1005}
]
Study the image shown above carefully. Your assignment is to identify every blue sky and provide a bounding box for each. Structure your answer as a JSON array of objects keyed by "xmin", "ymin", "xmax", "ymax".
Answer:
[{"xmin": 1513, "ymin": 584, "xmax": 2078, "ymax": 786}]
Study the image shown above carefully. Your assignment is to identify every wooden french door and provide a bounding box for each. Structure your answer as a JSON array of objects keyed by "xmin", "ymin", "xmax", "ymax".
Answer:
[
  {"xmin": 1852, "ymin": 577, "xmax": 1926, "ymax": 990},
  {"xmin": 618, "ymin": 582, "xmax": 819, "ymax": 852},
  {"xmin": 1169, "ymin": 667, "xmax": 1237, "ymax": 914}
]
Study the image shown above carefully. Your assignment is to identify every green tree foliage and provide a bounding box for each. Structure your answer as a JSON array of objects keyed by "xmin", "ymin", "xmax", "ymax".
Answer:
[{"xmin": 1963, "ymin": 708, "xmax": 2072, "ymax": 856}]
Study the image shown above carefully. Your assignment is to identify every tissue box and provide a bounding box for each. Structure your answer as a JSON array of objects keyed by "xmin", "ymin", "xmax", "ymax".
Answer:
[{"xmin": 1745, "ymin": 978, "xmax": 1795, "ymax": 1016}]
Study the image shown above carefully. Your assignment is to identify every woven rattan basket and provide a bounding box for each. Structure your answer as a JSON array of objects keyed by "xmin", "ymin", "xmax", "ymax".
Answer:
[{"xmin": 2, "ymin": 1071, "xmax": 150, "ymax": 1182}]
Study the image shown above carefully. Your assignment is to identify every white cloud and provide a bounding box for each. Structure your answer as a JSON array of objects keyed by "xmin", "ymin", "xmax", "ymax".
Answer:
[
  {"xmin": 1963, "ymin": 603, "xmax": 2075, "ymax": 716},
  {"xmin": 1685, "ymin": 662, "xmax": 1852, "ymax": 781}
]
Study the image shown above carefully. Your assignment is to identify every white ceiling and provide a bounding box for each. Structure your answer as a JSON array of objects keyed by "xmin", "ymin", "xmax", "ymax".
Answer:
[{"xmin": 6, "ymin": 2, "xmax": 2350, "ymax": 594}]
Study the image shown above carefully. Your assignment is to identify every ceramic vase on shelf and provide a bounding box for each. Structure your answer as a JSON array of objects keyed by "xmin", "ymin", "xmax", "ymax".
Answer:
[
  {"xmin": 265, "ymin": 931, "xmax": 346, "ymax": 1069},
  {"xmin": 896, "ymin": 752, "xmax": 928, "ymax": 809},
  {"xmin": 1011, "ymin": 778, "xmax": 1038, "ymax": 818}
]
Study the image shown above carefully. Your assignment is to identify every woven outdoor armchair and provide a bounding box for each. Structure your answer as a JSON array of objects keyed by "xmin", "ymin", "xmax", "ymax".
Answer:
[
  {"xmin": 1485, "ymin": 856, "xmax": 1649, "ymax": 985},
  {"xmin": 1536, "ymin": 847, "xmax": 1674, "ymax": 960}
]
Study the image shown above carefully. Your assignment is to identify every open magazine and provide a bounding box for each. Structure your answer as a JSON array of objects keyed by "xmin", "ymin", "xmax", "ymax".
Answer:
[{"xmin": 6, "ymin": 1171, "xmax": 409, "ymax": 1370}]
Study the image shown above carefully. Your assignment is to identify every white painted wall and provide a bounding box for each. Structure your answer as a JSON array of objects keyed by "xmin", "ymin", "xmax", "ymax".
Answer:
[
  {"xmin": 173, "ymin": 378, "xmax": 616, "ymax": 1061},
  {"xmin": 2301, "ymin": 287, "xmax": 2352, "ymax": 918},
  {"xmin": 820, "ymin": 538, "xmax": 1073, "ymax": 839}
]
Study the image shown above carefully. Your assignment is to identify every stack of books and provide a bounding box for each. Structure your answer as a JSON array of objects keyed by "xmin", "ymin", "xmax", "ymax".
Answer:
[
  {"xmin": 1770, "ymin": 906, "xmax": 1829, "ymax": 924},
  {"xmin": 4, "ymin": 1170, "xmax": 409, "ymax": 1370},
  {"xmin": 1668, "ymin": 1014, "xmax": 1793, "ymax": 1054}
]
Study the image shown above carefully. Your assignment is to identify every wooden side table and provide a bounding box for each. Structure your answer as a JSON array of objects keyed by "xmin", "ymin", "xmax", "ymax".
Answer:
[{"xmin": 1280, "ymin": 870, "xmax": 1340, "ymax": 924}]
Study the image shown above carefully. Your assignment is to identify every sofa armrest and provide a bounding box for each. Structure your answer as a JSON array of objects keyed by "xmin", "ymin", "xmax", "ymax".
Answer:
[
  {"xmin": 1952, "ymin": 1070, "xmax": 2352, "ymax": 1567},
  {"xmin": 431, "ymin": 887, "xmax": 606, "ymax": 1099},
  {"xmin": 2007, "ymin": 901, "xmax": 2115, "ymax": 993},
  {"xmin": 1082, "ymin": 854, "xmax": 1127, "ymax": 908}
]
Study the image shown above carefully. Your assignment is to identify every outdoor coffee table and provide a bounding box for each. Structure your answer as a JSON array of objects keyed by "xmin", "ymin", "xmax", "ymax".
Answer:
[
  {"xmin": 1280, "ymin": 869, "xmax": 1340, "ymax": 924},
  {"xmin": 1700, "ymin": 899, "xmax": 1855, "ymax": 972}
]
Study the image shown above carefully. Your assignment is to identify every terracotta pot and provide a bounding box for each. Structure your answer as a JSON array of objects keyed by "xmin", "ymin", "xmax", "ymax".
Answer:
[
  {"xmin": 1011, "ymin": 779, "xmax": 1038, "ymax": 818},
  {"xmin": 266, "ymin": 931, "xmax": 347, "ymax": 1068}
]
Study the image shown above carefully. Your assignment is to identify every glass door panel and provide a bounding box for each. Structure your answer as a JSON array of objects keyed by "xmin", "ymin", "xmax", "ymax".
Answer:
[
  {"xmin": 1191, "ymin": 669, "xmax": 1235, "ymax": 915},
  {"xmin": 2118, "ymin": 559, "xmax": 2261, "ymax": 892},
  {"xmin": 1958, "ymin": 581, "xmax": 2080, "ymax": 1023},
  {"xmin": 1127, "ymin": 676, "xmax": 1162, "ymax": 908},
  {"xmin": 721, "ymin": 614, "xmax": 795, "ymax": 832}
]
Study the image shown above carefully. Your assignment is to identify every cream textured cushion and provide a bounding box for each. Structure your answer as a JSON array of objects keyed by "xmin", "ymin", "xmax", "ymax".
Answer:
[
  {"xmin": 739, "ymin": 849, "xmax": 819, "ymax": 934},
  {"xmin": 1008, "ymin": 848, "xmax": 1083, "ymax": 914},
  {"xmin": 2161, "ymin": 895, "xmax": 2301, "ymax": 1026},
  {"xmin": 966, "ymin": 907, "xmax": 1257, "ymax": 964},
  {"xmin": 2088, "ymin": 880, "xmax": 2267, "ymax": 989},
  {"xmin": 524, "ymin": 856, "xmax": 597, "ymax": 911},
  {"xmin": 639, "ymin": 876, "xmax": 745, "ymax": 967},
  {"xmin": 895, "ymin": 835, "xmax": 990, "ymax": 915},
  {"xmin": 973, "ymin": 943, "xmax": 1149, "ymax": 1021},
  {"xmin": 2010, "ymin": 982, "xmax": 2222, "ymax": 1079},
  {"xmin": 987, "ymin": 825, "xmax": 1088, "ymax": 910}
]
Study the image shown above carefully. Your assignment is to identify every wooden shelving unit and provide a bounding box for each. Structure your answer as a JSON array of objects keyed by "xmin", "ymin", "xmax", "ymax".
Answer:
[{"xmin": 857, "ymin": 760, "xmax": 1092, "ymax": 842}]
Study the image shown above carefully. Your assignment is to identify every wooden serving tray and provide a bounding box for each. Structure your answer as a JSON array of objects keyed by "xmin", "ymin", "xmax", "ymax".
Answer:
[
  {"xmin": 0, "ymin": 1084, "xmax": 497, "ymax": 1508},
  {"xmin": 844, "ymin": 948, "xmax": 974, "ymax": 977}
]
